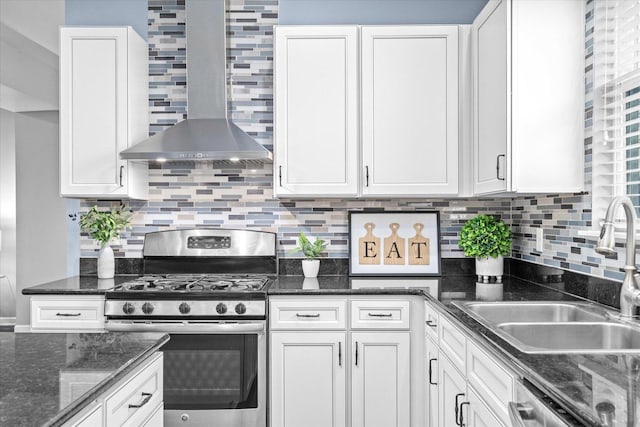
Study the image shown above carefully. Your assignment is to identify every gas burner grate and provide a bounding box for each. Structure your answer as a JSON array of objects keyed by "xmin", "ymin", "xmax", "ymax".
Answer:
[{"xmin": 114, "ymin": 274, "xmax": 270, "ymax": 293}]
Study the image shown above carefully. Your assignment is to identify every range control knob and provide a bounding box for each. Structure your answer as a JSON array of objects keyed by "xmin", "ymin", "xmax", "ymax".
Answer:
[
  {"xmin": 235, "ymin": 303, "xmax": 247, "ymax": 315},
  {"xmin": 122, "ymin": 302, "xmax": 135, "ymax": 314},
  {"xmin": 179, "ymin": 302, "xmax": 191, "ymax": 314},
  {"xmin": 216, "ymin": 303, "xmax": 227, "ymax": 314},
  {"xmin": 141, "ymin": 302, "xmax": 154, "ymax": 315}
]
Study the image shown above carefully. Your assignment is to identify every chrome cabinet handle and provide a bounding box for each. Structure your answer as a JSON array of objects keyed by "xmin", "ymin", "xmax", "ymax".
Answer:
[
  {"xmin": 368, "ymin": 312, "xmax": 392, "ymax": 317},
  {"xmin": 56, "ymin": 312, "xmax": 81, "ymax": 317},
  {"xmin": 338, "ymin": 341, "xmax": 342, "ymax": 366},
  {"xmin": 296, "ymin": 313, "xmax": 320, "ymax": 318},
  {"xmin": 279, "ymin": 165, "xmax": 282, "ymax": 186},
  {"xmin": 508, "ymin": 402, "xmax": 534, "ymax": 427},
  {"xmin": 128, "ymin": 392, "xmax": 152, "ymax": 409},
  {"xmin": 425, "ymin": 320, "xmax": 437, "ymax": 328},
  {"xmin": 459, "ymin": 401, "xmax": 470, "ymax": 427},
  {"xmin": 119, "ymin": 165, "xmax": 124, "ymax": 187},
  {"xmin": 355, "ymin": 341, "xmax": 359, "ymax": 366},
  {"xmin": 428, "ymin": 358, "xmax": 437, "ymax": 385},
  {"xmin": 365, "ymin": 166, "xmax": 369, "ymax": 187},
  {"xmin": 454, "ymin": 393, "xmax": 465, "ymax": 426},
  {"xmin": 496, "ymin": 154, "xmax": 506, "ymax": 181}
]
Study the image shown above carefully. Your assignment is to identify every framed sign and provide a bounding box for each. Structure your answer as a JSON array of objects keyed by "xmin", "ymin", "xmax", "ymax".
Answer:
[{"xmin": 348, "ymin": 211, "xmax": 441, "ymax": 276}]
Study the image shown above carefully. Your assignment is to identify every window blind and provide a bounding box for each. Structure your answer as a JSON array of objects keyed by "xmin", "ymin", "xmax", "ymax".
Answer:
[{"xmin": 592, "ymin": 0, "xmax": 640, "ymax": 224}]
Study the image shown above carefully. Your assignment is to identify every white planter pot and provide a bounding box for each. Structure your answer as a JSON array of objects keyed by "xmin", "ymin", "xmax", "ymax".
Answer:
[
  {"xmin": 302, "ymin": 259, "xmax": 320, "ymax": 278},
  {"xmin": 475, "ymin": 255, "xmax": 504, "ymax": 283},
  {"xmin": 97, "ymin": 246, "xmax": 115, "ymax": 279},
  {"xmin": 475, "ymin": 282, "xmax": 504, "ymax": 301}
]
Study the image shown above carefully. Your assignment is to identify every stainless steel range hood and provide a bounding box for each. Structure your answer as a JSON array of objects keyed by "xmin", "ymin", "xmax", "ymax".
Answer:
[{"xmin": 120, "ymin": 0, "xmax": 272, "ymax": 162}]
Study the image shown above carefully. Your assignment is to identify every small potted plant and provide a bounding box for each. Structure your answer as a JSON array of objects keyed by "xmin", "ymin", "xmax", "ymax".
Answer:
[
  {"xmin": 79, "ymin": 205, "xmax": 132, "ymax": 279},
  {"xmin": 458, "ymin": 214, "xmax": 511, "ymax": 283},
  {"xmin": 290, "ymin": 232, "xmax": 327, "ymax": 278}
]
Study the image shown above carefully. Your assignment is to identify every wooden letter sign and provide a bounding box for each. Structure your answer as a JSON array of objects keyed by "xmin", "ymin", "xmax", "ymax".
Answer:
[
  {"xmin": 384, "ymin": 223, "xmax": 405, "ymax": 265},
  {"xmin": 409, "ymin": 223, "xmax": 430, "ymax": 265},
  {"xmin": 359, "ymin": 222, "xmax": 380, "ymax": 265}
]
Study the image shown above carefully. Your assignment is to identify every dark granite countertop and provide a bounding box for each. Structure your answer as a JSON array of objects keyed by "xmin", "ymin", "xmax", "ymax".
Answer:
[
  {"xmin": 22, "ymin": 276, "xmax": 138, "ymax": 295},
  {"xmin": 0, "ymin": 332, "xmax": 168, "ymax": 427},
  {"xmin": 269, "ymin": 275, "xmax": 640, "ymax": 427}
]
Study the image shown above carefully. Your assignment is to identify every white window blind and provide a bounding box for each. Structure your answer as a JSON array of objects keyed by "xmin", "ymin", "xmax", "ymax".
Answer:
[{"xmin": 593, "ymin": 0, "xmax": 640, "ymax": 225}]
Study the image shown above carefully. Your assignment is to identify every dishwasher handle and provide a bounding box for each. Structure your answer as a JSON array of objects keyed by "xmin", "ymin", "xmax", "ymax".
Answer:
[{"xmin": 508, "ymin": 402, "xmax": 535, "ymax": 427}]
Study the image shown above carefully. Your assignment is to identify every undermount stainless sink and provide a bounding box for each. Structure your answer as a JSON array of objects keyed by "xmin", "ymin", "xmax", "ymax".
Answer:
[
  {"xmin": 497, "ymin": 322, "xmax": 640, "ymax": 354},
  {"xmin": 453, "ymin": 301, "xmax": 640, "ymax": 354},
  {"xmin": 457, "ymin": 301, "xmax": 608, "ymax": 325}
]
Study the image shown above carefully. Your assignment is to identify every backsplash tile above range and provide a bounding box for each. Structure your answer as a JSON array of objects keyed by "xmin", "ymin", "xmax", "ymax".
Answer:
[{"xmin": 79, "ymin": 161, "xmax": 512, "ymax": 259}]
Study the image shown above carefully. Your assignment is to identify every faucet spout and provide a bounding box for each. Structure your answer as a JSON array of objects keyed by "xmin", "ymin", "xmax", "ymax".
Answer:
[{"xmin": 596, "ymin": 196, "xmax": 640, "ymax": 317}]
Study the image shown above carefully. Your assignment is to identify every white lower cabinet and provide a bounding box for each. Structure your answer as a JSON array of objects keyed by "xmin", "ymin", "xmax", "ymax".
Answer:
[
  {"xmin": 425, "ymin": 337, "xmax": 439, "ymax": 427},
  {"xmin": 425, "ymin": 303, "xmax": 513, "ymax": 427},
  {"xmin": 465, "ymin": 387, "xmax": 504, "ymax": 427},
  {"xmin": 438, "ymin": 352, "xmax": 467, "ymax": 427},
  {"xmin": 351, "ymin": 332, "xmax": 410, "ymax": 427},
  {"xmin": 30, "ymin": 295, "xmax": 105, "ymax": 332},
  {"xmin": 270, "ymin": 297, "xmax": 417, "ymax": 427},
  {"xmin": 63, "ymin": 352, "xmax": 163, "ymax": 427},
  {"xmin": 142, "ymin": 402, "xmax": 164, "ymax": 427},
  {"xmin": 270, "ymin": 332, "xmax": 347, "ymax": 427},
  {"xmin": 67, "ymin": 402, "xmax": 103, "ymax": 427}
]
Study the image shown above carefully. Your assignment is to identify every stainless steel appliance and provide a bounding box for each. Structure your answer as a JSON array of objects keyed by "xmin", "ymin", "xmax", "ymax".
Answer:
[
  {"xmin": 105, "ymin": 229, "xmax": 276, "ymax": 427},
  {"xmin": 509, "ymin": 379, "xmax": 580, "ymax": 427}
]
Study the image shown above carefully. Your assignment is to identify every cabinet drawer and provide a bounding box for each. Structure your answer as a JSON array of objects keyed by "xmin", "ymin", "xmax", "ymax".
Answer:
[
  {"xmin": 466, "ymin": 340, "xmax": 514, "ymax": 425},
  {"xmin": 270, "ymin": 300, "xmax": 346, "ymax": 330},
  {"xmin": 105, "ymin": 353, "xmax": 163, "ymax": 427},
  {"xmin": 66, "ymin": 402, "xmax": 103, "ymax": 427},
  {"xmin": 424, "ymin": 301, "xmax": 439, "ymax": 342},
  {"xmin": 31, "ymin": 297, "xmax": 105, "ymax": 331},
  {"xmin": 438, "ymin": 315, "xmax": 466, "ymax": 372},
  {"xmin": 350, "ymin": 300, "xmax": 410, "ymax": 330}
]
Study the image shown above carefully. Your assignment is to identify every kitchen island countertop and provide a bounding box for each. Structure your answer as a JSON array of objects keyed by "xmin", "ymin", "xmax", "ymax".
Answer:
[{"xmin": 0, "ymin": 332, "xmax": 168, "ymax": 427}]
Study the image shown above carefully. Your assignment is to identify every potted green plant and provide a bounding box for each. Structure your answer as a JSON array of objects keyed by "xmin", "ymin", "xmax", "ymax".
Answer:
[
  {"xmin": 79, "ymin": 205, "xmax": 132, "ymax": 279},
  {"xmin": 458, "ymin": 214, "xmax": 511, "ymax": 283},
  {"xmin": 289, "ymin": 232, "xmax": 327, "ymax": 278}
]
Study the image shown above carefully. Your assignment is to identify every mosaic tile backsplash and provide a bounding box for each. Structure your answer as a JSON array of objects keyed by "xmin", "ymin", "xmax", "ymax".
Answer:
[
  {"xmin": 78, "ymin": 0, "xmax": 632, "ymax": 284},
  {"xmin": 148, "ymin": 0, "xmax": 187, "ymax": 135}
]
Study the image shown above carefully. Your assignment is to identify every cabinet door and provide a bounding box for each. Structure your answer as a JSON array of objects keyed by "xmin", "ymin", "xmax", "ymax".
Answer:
[
  {"xmin": 65, "ymin": 402, "xmax": 103, "ymax": 427},
  {"xmin": 361, "ymin": 26, "xmax": 459, "ymax": 196},
  {"xmin": 141, "ymin": 402, "xmax": 164, "ymax": 427},
  {"xmin": 274, "ymin": 26, "xmax": 359, "ymax": 197},
  {"xmin": 270, "ymin": 332, "xmax": 347, "ymax": 427},
  {"xmin": 60, "ymin": 27, "xmax": 130, "ymax": 197},
  {"xmin": 472, "ymin": 0, "xmax": 510, "ymax": 194},
  {"xmin": 465, "ymin": 387, "xmax": 506, "ymax": 427},
  {"xmin": 351, "ymin": 332, "xmax": 410, "ymax": 427},
  {"xmin": 425, "ymin": 337, "xmax": 439, "ymax": 427},
  {"xmin": 438, "ymin": 352, "xmax": 467, "ymax": 427}
]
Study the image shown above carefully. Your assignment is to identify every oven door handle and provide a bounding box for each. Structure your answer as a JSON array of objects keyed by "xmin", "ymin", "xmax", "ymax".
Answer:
[{"xmin": 105, "ymin": 320, "xmax": 265, "ymax": 334}]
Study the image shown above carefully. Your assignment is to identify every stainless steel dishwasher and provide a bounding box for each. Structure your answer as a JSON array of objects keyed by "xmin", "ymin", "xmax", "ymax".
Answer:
[{"xmin": 509, "ymin": 380, "xmax": 581, "ymax": 427}]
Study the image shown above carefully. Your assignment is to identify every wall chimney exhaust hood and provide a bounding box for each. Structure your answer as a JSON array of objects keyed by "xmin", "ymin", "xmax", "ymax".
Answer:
[{"xmin": 120, "ymin": 0, "xmax": 272, "ymax": 162}]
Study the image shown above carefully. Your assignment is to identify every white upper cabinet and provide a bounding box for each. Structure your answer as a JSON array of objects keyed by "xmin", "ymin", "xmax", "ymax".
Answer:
[
  {"xmin": 361, "ymin": 26, "xmax": 459, "ymax": 196},
  {"xmin": 472, "ymin": 0, "xmax": 584, "ymax": 195},
  {"xmin": 274, "ymin": 25, "xmax": 460, "ymax": 198},
  {"xmin": 60, "ymin": 27, "xmax": 148, "ymax": 199},
  {"xmin": 274, "ymin": 26, "xmax": 359, "ymax": 197}
]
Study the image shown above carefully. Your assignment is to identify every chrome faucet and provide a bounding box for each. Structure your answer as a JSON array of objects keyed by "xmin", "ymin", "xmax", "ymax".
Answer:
[{"xmin": 595, "ymin": 196, "xmax": 640, "ymax": 318}]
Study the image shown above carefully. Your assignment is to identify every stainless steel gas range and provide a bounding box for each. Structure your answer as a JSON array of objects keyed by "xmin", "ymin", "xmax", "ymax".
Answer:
[{"xmin": 105, "ymin": 229, "xmax": 275, "ymax": 427}]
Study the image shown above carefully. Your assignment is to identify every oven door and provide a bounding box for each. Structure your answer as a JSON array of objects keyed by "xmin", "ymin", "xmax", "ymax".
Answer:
[{"xmin": 160, "ymin": 329, "xmax": 266, "ymax": 427}]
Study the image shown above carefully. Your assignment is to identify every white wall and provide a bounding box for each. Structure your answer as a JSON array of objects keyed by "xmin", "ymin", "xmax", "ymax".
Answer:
[
  {"xmin": 0, "ymin": 0, "xmax": 64, "ymax": 55},
  {"xmin": 13, "ymin": 112, "xmax": 69, "ymax": 327},
  {"xmin": 0, "ymin": 109, "xmax": 17, "ymax": 321}
]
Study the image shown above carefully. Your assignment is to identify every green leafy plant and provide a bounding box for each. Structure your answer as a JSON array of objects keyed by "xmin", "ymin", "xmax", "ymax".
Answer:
[
  {"xmin": 289, "ymin": 232, "xmax": 327, "ymax": 259},
  {"xmin": 458, "ymin": 214, "xmax": 511, "ymax": 258},
  {"xmin": 78, "ymin": 205, "xmax": 132, "ymax": 247}
]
